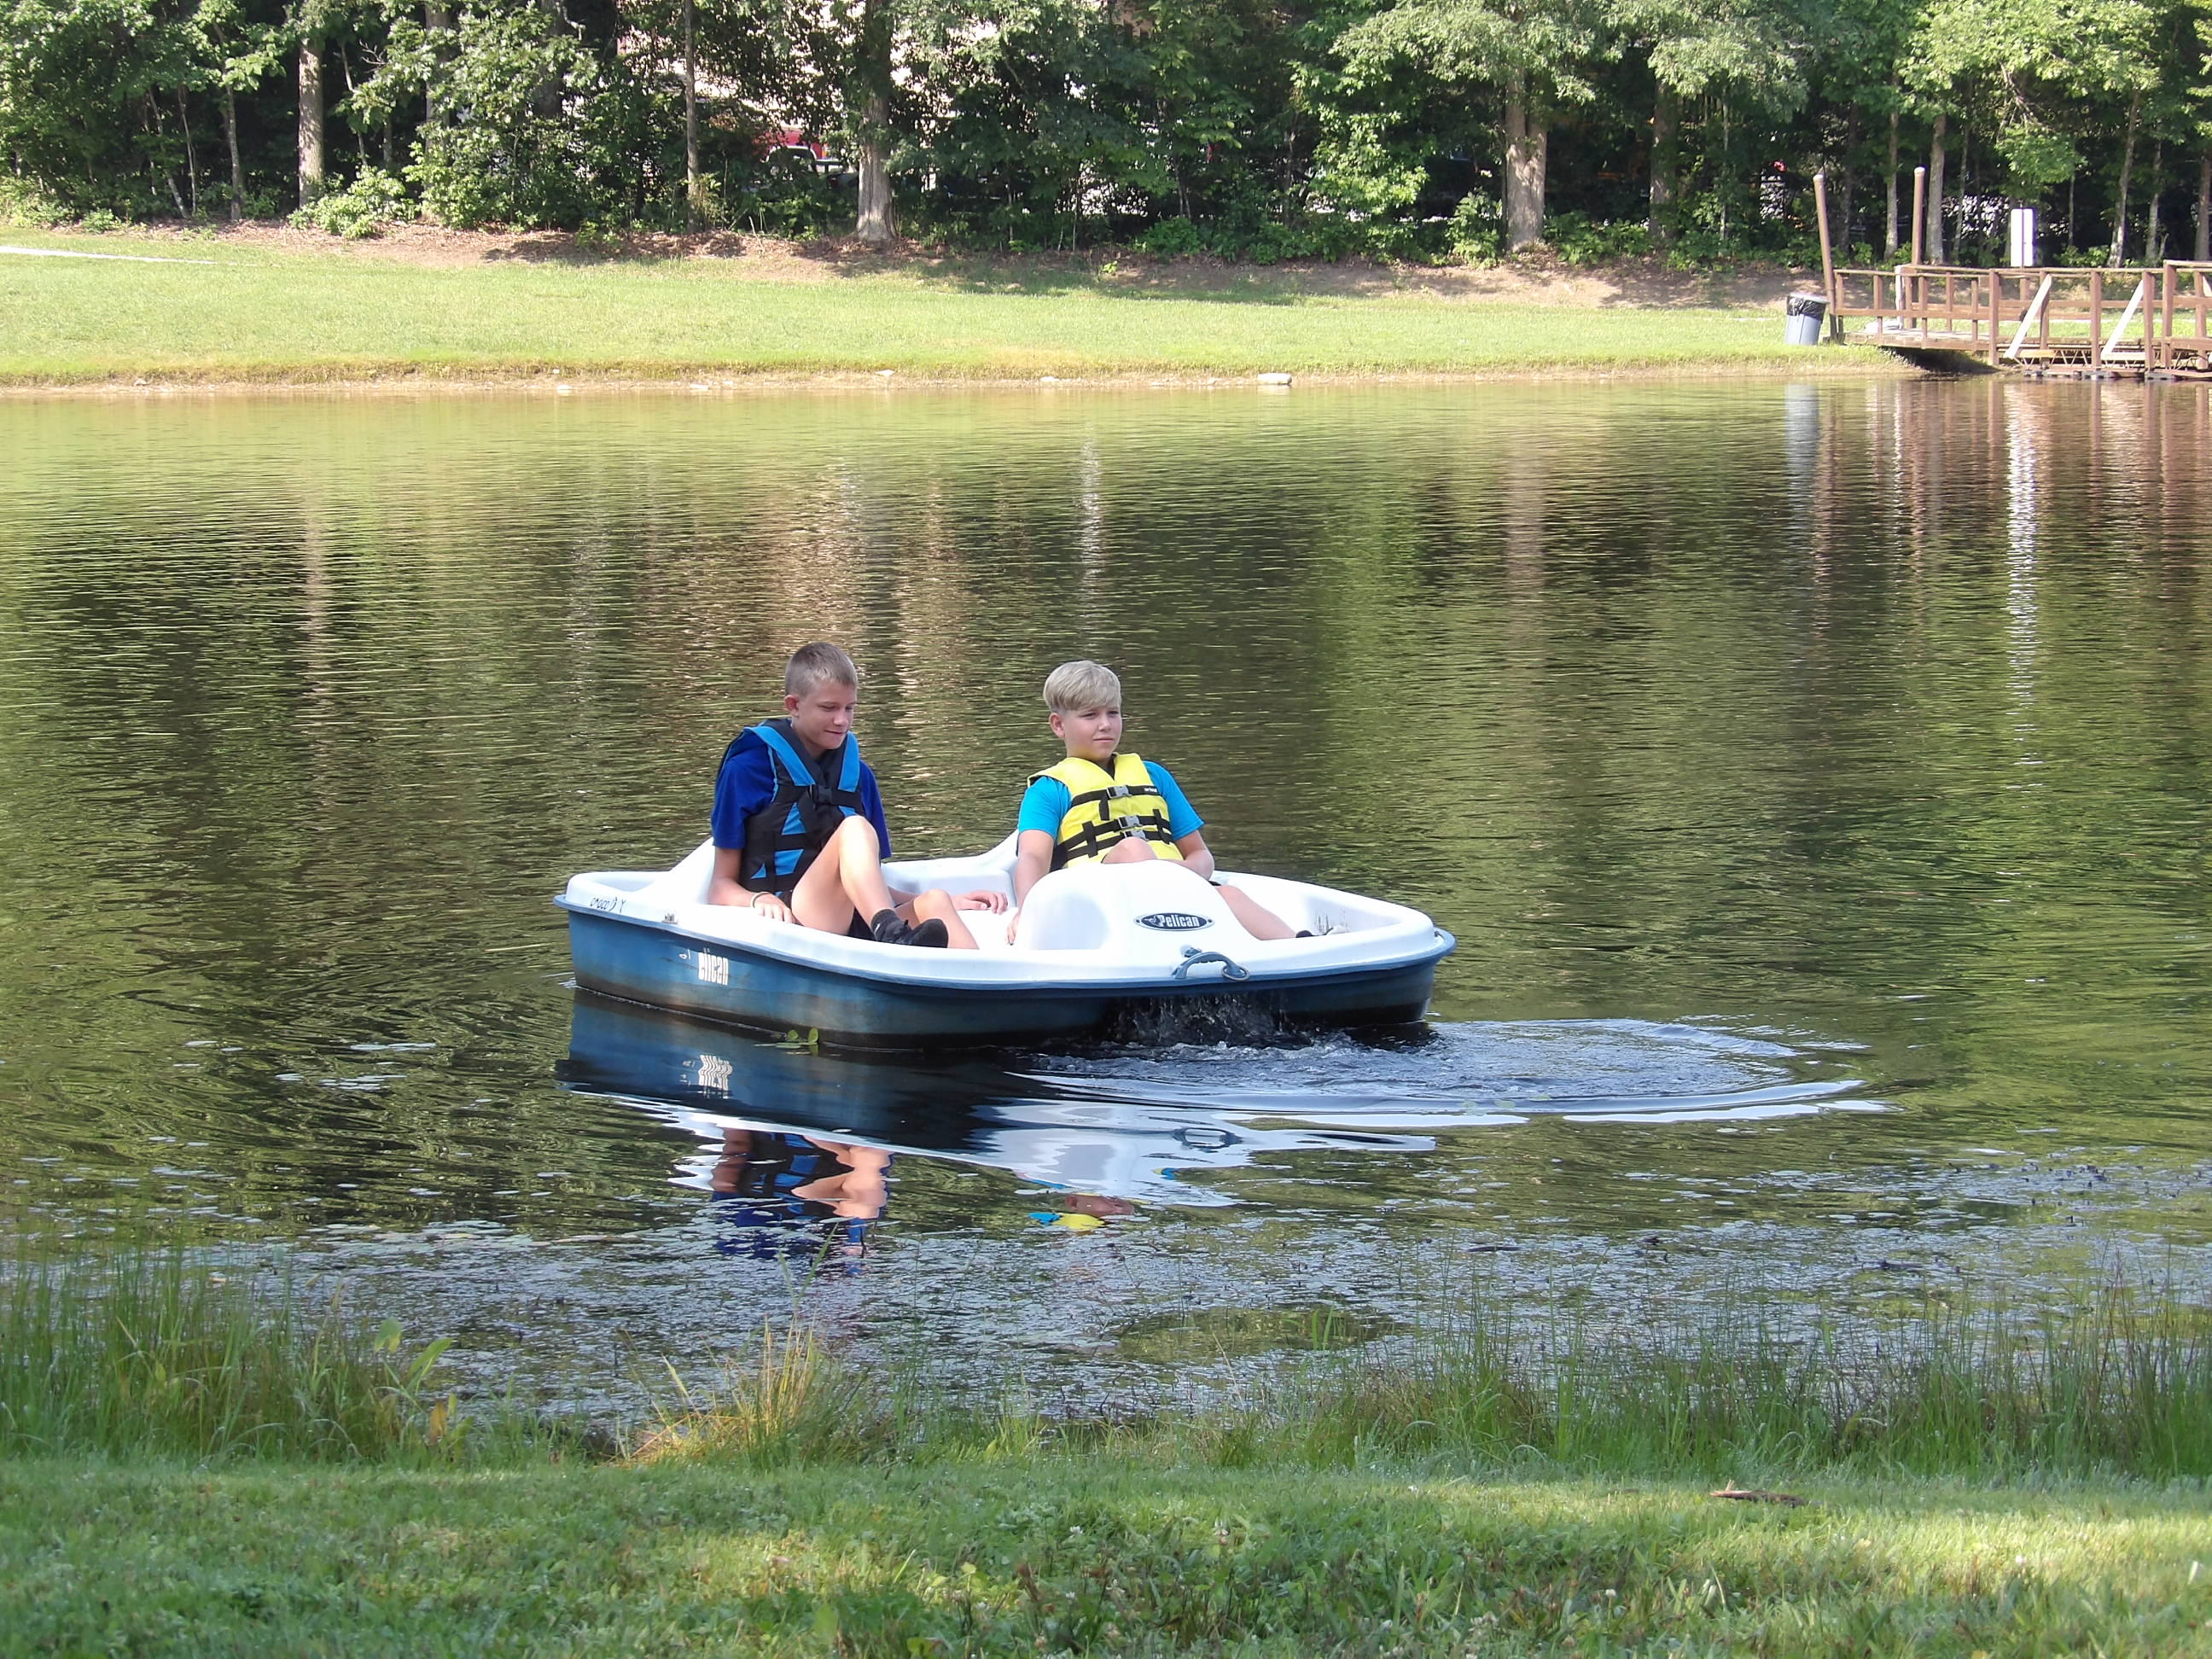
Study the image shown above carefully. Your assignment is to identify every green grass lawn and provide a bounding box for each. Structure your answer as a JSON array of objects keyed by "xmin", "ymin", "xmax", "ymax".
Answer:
[
  {"xmin": 0, "ymin": 230, "xmax": 1890, "ymax": 383},
  {"xmin": 4, "ymin": 1454, "xmax": 2207, "ymax": 1656}
]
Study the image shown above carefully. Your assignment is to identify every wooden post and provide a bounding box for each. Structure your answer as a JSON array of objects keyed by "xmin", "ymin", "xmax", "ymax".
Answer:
[
  {"xmin": 1813, "ymin": 171, "xmax": 1837, "ymax": 306},
  {"xmin": 1988, "ymin": 270, "xmax": 2002, "ymax": 366},
  {"xmin": 2089, "ymin": 267, "xmax": 2104, "ymax": 368},
  {"xmin": 2160, "ymin": 261, "xmax": 2174, "ymax": 373},
  {"xmin": 1910, "ymin": 166, "xmax": 1928, "ymax": 327}
]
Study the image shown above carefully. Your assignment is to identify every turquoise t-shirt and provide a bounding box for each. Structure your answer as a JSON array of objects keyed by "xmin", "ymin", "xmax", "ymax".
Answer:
[{"xmin": 1017, "ymin": 760, "xmax": 1204, "ymax": 842}]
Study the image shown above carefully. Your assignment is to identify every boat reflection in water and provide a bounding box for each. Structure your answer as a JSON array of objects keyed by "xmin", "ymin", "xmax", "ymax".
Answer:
[{"xmin": 556, "ymin": 992, "xmax": 1441, "ymax": 1256}]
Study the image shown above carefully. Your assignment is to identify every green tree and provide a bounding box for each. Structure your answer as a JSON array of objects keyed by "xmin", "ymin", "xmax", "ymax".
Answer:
[
  {"xmin": 1906, "ymin": 0, "xmax": 2167, "ymax": 260},
  {"xmin": 1612, "ymin": 0, "xmax": 1807, "ymax": 243},
  {"xmin": 365, "ymin": 0, "xmax": 655, "ymax": 227},
  {"xmin": 0, "ymin": 0, "xmax": 197, "ymax": 213},
  {"xmin": 1336, "ymin": 0, "xmax": 1611, "ymax": 250},
  {"xmin": 183, "ymin": 0, "xmax": 288, "ymax": 220}
]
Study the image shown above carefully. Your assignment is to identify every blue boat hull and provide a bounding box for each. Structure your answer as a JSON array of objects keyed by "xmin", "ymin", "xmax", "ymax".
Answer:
[{"xmin": 561, "ymin": 906, "xmax": 1452, "ymax": 1051}]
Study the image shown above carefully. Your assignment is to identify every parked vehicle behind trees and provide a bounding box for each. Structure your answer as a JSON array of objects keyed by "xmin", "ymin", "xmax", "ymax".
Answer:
[{"xmin": 0, "ymin": 0, "xmax": 2206, "ymax": 265}]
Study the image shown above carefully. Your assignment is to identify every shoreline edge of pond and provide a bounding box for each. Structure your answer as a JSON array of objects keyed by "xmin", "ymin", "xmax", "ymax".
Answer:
[{"xmin": 0, "ymin": 357, "xmax": 1913, "ymax": 399}]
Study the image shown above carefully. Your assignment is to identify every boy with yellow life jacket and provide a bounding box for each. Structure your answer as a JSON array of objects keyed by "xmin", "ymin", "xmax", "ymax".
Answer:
[
  {"xmin": 1010, "ymin": 660, "xmax": 1296, "ymax": 940},
  {"xmin": 707, "ymin": 643, "xmax": 1006, "ymax": 948}
]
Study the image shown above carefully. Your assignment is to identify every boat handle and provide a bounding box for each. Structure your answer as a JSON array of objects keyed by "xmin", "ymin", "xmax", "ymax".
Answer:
[{"xmin": 1172, "ymin": 946, "xmax": 1250, "ymax": 982}]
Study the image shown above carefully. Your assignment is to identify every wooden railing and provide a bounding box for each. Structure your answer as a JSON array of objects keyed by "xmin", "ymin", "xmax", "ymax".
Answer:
[
  {"xmin": 1825, "ymin": 261, "xmax": 2212, "ymax": 375},
  {"xmin": 2154, "ymin": 264, "xmax": 2212, "ymax": 374}
]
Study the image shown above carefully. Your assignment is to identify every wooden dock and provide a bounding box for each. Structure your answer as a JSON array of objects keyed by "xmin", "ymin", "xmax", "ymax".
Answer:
[
  {"xmin": 1806, "ymin": 170, "xmax": 2212, "ymax": 379},
  {"xmin": 1825, "ymin": 262, "xmax": 2212, "ymax": 379}
]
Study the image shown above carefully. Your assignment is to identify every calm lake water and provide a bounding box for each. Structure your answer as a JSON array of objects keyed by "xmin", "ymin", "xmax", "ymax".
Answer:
[{"xmin": 3, "ymin": 379, "xmax": 2208, "ymax": 1408}]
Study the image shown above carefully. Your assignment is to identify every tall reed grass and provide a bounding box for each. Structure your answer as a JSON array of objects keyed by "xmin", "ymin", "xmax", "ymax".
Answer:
[
  {"xmin": 0, "ymin": 1236, "xmax": 460, "ymax": 1460},
  {"xmin": 12, "ymin": 1227, "xmax": 2207, "ymax": 1485},
  {"xmin": 644, "ymin": 1277, "xmax": 2212, "ymax": 1484}
]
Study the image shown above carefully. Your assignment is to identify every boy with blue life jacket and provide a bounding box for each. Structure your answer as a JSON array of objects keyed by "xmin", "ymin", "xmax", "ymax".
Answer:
[
  {"xmin": 707, "ymin": 642, "xmax": 1005, "ymax": 948},
  {"xmin": 1010, "ymin": 660, "xmax": 1295, "ymax": 940}
]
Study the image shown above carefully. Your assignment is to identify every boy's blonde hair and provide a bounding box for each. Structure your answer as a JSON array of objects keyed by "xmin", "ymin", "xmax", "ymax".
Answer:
[
  {"xmin": 785, "ymin": 642, "xmax": 859, "ymax": 698},
  {"xmin": 1043, "ymin": 660, "xmax": 1121, "ymax": 714}
]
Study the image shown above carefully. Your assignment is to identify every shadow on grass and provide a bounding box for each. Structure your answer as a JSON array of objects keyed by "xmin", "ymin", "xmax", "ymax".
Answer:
[{"xmin": 479, "ymin": 231, "xmax": 1394, "ymax": 306}]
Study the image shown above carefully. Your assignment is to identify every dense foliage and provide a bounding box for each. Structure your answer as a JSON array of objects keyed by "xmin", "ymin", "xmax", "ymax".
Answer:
[{"xmin": 3, "ymin": 0, "xmax": 2210, "ymax": 263}]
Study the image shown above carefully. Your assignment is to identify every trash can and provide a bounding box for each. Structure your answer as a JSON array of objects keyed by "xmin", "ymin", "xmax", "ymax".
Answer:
[{"xmin": 1784, "ymin": 292, "xmax": 1830, "ymax": 346}]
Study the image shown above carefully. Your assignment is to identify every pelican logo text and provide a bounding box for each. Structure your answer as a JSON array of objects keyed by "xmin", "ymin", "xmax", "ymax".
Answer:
[{"xmin": 1137, "ymin": 911, "xmax": 1213, "ymax": 932}]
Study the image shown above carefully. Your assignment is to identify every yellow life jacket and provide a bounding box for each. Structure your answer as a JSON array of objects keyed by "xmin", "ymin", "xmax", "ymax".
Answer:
[{"xmin": 1034, "ymin": 753, "xmax": 1187, "ymax": 870}]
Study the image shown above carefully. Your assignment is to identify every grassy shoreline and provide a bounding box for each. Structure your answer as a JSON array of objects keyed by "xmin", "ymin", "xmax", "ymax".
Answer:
[
  {"xmin": 3, "ymin": 1242, "xmax": 2209, "ymax": 1650},
  {"xmin": 0, "ymin": 228, "xmax": 1901, "ymax": 389}
]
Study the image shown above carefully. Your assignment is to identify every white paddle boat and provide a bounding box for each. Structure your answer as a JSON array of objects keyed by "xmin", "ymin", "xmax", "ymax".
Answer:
[{"xmin": 557, "ymin": 835, "xmax": 1455, "ymax": 1050}]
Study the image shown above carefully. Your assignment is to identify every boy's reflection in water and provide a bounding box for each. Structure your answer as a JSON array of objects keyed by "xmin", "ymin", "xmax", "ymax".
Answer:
[
  {"xmin": 697, "ymin": 1127, "xmax": 1135, "ymax": 1260},
  {"xmin": 704, "ymin": 1129, "xmax": 888, "ymax": 1266}
]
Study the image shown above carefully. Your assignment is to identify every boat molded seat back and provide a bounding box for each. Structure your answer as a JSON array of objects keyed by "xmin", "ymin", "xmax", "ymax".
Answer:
[{"xmin": 1014, "ymin": 859, "xmax": 1246, "ymax": 952}]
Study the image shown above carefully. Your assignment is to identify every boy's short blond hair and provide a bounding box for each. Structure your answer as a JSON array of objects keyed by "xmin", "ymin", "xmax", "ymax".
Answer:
[
  {"xmin": 785, "ymin": 642, "xmax": 859, "ymax": 698},
  {"xmin": 1043, "ymin": 660, "xmax": 1121, "ymax": 714}
]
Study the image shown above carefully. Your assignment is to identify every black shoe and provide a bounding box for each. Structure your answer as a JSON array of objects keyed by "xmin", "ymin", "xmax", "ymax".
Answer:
[
  {"xmin": 1295, "ymin": 929, "xmax": 1315, "ymax": 939},
  {"xmin": 869, "ymin": 910, "xmax": 950, "ymax": 948}
]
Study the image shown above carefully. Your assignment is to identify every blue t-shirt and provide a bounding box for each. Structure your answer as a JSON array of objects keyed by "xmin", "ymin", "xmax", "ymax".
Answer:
[
  {"xmin": 712, "ymin": 731, "xmax": 893, "ymax": 860},
  {"xmin": 1016, "ymin": 759, "xmax": 1203, "ymax": 844}
]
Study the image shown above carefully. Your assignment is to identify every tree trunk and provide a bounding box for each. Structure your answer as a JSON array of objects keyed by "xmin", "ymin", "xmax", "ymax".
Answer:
[
  {"xmin": 2197, "ymin": 153, "xmax": 2209, "ymax": 263},
  {"xmin": 224, "ymin": 89, "xmax": 244, "ymax": 222},
  {"xmin": 176, "ymin": 89, "xmax": 198, "ymax": 217},
  {"xmin": 855, "ymin": 93, "xmax": 894, "ymax": 242},
  {"xmin": 1925, "ymin": 113, "xmax": 1946, "ymax": 264},
  {"xmin": 297, "ymin": 36, "xmax": 325, "ymax": 204},
  {"xmin": 148, "ymin": 93, "xmax": 187, "ymax": 215},
  {"xmin": 425, "ymin": 3, "xmax": 451, "ymax": 128},
  {"xmin": 683, "ymin": 0, "xmax": 700, "ymax": 230},
  {"xmin": 1883, "ymin": 103, "xmax": 1899, "ymax": 257},
  {"xmin": 1503, "ymin": 74, "xmax": 1546, "ymax": 252},
  {"xmin": 1835, "ymin": 120, "xmax": 1856, "ymax": 257},
  {"xmin": 853, "ymin": 0, "xmax": 895, "ymax": 243},
  {"xmin": 2110, "ymin": 94, "xmax": 2139, "ymax": 265},
  {"xmin": 341, "ymin": 46, "xmax": 366, "ymax": 166},
  {"xmin": 1648, "ymin": 84, "xmax": 1675, "ymax": 242},
  {"xmin": 2145, "ymin": 140, "xmax": 2164, "ymax": 260},
  {"xmin": 531, "ymin": 0, "xmax": 563, "ymax": 121}
]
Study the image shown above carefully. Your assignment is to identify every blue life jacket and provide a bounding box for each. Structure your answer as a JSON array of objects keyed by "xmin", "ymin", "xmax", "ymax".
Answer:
[
  {"xmin": 725, "ymin": 719, "xmax": 866, "ymax": 899},
  {"xmin": 707, "ymin": 1133, "xmax": 874, "ymax": 1263}
]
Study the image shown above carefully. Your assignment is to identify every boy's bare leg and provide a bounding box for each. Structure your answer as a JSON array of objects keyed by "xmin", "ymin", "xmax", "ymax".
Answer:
[
  {"xmin": 788, "ymin": 819, "xmax": 974, "ymax": 946},
  {"xmin": 1218, "ymin": 885, "xmax": 1295, "ymax": 940},
  {"xmin": 1097, "ymin": 835, "xmax": 1293, "ymax": 936},
  {"xmin": 904, "ymin": 888, "xmax": 979, "ymax": 950},
  {"xmin": 789, "ymin": 816, "xmax": 894, "ymax": 934}
]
